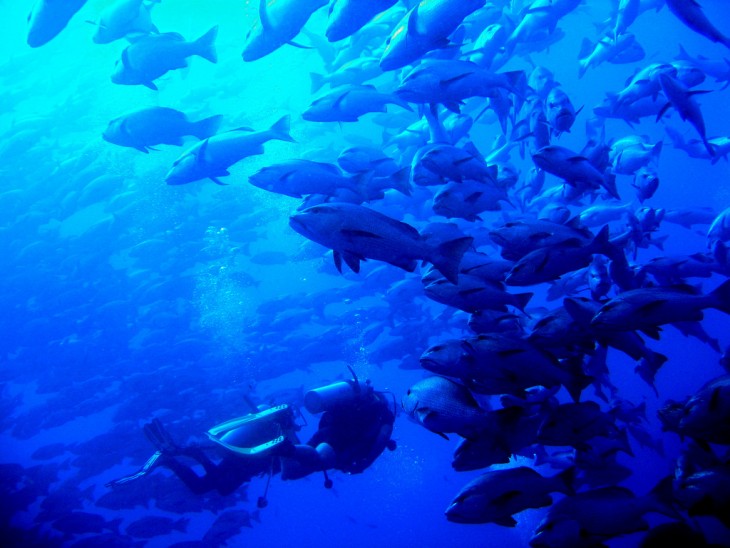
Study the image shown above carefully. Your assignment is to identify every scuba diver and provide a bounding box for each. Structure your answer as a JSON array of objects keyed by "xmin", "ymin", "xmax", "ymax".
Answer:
[
  {"xmin": 280, "ymin": 371, "xmax": 397, "ymax": 484},
  {"xmin": 106, "ymin": 369, "xmax": 396, "ymax": 506}
]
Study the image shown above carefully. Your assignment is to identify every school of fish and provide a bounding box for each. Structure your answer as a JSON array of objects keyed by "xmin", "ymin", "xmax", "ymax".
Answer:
[{"xmin": 6, "ymin": 0, "xmax": 730, "ymax": 546}]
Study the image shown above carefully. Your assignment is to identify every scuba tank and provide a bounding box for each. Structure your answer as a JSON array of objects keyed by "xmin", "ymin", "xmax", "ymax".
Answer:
[{"xmin": 304, "ymin": 366, "xmax": 373, "ymax": 414}]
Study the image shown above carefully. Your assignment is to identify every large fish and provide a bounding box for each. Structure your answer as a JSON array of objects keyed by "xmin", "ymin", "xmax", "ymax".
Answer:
[
  {"xmin": 489, "ymin": 218, "xmax": 595, "ymax": 261},
  {"xmin": 505, "ymin": 0, "xmax": 582, "ymax": 53},
  {"xmin": 91, "ymin": 0, "xmax": 158, "ymax": 44},
  {"xmin": 419, "ymin": 334, "xmax": 585, "ymax": 400},
  {"xmin": 103, "ymin": 107, "xmax": 222, "ymax": 153},
  {"xmin": 445, "ymin": 466, "xmax": 574, "ymax": 526},
  {"xmin": 401, "ymin": 376, "xmax": 490, "ymax": 439},
  {"xmin": 666, "ymin": 0, "xmax": 730, "ymax": 49},
  {"xmin": 397, "ymin": 59, "xmax": 526, "ymax": 110},
  {"xmin": 708, "ymin": 207, "xmax": 730, "ymax": 244},
  {"xmin": 533, "ymin": 145, "xmax": 620, "ymax": 199},
  {"xmin": 530, "ymin": 483, "xmax": 678, "ymax": 547},
  {"xmin": 577, "ymin": 33, "xmax": 645, "ymax": 79},
  {"xmin": 165, "ymin": 115, "xmax": 293, "ymax": 185},
  {"xmin": 289, "ymin": 203, "xmax": 472, "ymax": 283},
  {"xmin": 325, "ymin": 0, "xmax": 398, "ymax": 42},
  {"xmin": 422, "ymin": 270, "xmax": 532, "ymax": 314},
  {"xmin": 111, "ymin": 27, "xmax": 218, "ymax": 89},
  {"xmin": 658, "ymin": 375, "xmax": 730, "ymax": 445},
  {"xmin": 27, "ymin": 0, "xmax": 88, "ymax": 47},
  {"xmin": 675, "ymin": 44, "xmax": 730, "ymax": 89},
  {"xmin": 248, "ymin": 160, "xmax": 362, "ymax": 198},
  {"xmin": 505, "ymin": 226, "xmax": 618, "ymax": 286},
  {"xmin": 432, "ymin": 180, "xmax": 509, "ymax": 221},
  {"xmin": 241, "ymin": 0, "xmax": 328, "ymax": 62},
  {"xmin": 657, "ymin": 73, "xmax": 714, "ymax": 157},
  {"xmin": 380, "ymin": 0, "xmax": 486, "ymax": 71},
  {"xmin": 303, "ymin": 84, "xmax": 412, "ymax": 122},
  {"xmin": 591, "ymin": 279, "xmax": 730, "ymax": 332},
  {"xmin": 544, "ymin": 87, "xmax": 581, "ymax": 137}
]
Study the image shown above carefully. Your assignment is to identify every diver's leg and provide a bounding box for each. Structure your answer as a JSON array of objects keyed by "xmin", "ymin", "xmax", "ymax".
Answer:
[
  {"xmin": 177, "ymin": 446, "xmax": 219, "ymax": 476},
  {"xmin": 159, "ymin": 455, "xmax": 219, "ymax": 495},
  {"xmin": 280, "ymin": 444, "xmax": 329, "ymax": 480}
]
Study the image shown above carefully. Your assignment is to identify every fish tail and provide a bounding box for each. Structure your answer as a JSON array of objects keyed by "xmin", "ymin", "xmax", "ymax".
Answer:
[
  {"xmin": 602, "ymin": 172, "xmax": 621, "ymax": 200},
  {"xmin": 175, "ymin": 517, "xmax": 190, "ymax": 532},
  {"xmin": 389, "ymin": 167, "xmax": 412, "ymax": 196},
  {"xmin": 310, "ymin": 72, "xmax": 326, "ymax": 94},
  {"xmin": 555, "ymin": 466, "xmax": 577, "ymax": 496},
  {"xmin": 108, "ymin": 518, "xmax": 123, "ymax": 535},
  {"xmin": 512, "ymin": 291, "xmax": 533, "ymax": 313},
  {"xmin": 194, "ymin": 25, "xmax": 218, "ymax": 63},
  {"xmin": 563, "ymin": 370, "xmax": 592, "ymax": 403},
  {"xmin": 709, "ymin": 278, "xmax": 730, "ymax": 314},
  {"xmin": 269, "ymin": 115, "xmax": 295, "ymax": 143},
  {"xmin": 635, "ymin": 353, "xmax": 668, "ymax": 394},
  {"xmin": 192, "ymin": 114, "xmax": 223, "ymax": 140},
  {"xmin": 648, "ymin": 475, "xmax": 681, "ymax": 519},
  {"xmin": 431, "ymin": 237, "xmax": 473, "ymax": 284}
]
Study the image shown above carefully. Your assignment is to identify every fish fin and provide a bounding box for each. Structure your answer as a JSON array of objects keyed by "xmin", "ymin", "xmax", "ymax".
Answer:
[
  {"xmin": 143, "ymin": 81, "xmax": 158, "ymax": 91},
  {"xmin": 443, "ymin": 101, "xmax": 463, "ymax": 113},
  {"xmin": 710, "ymin": 278, "xmax": 730, "ymax": 314},
  {"xmin": 656, "ymin": 102, "xmax": 672, "ymax": 121},
  {"xmin": 640, "ymin": 325, "xmax": 662, "ymax": 340},
  {"xmin": 310, "ymin": 72, "xmax": 325, "ymax": 94},
  {"xmin": 439, "ymin": 72, "xmax": 475, "ymax": 89},
  {"xmin": 431, "ymin": 236, "xmax": 473, "ymax": 284},
  {"xmin": 578, "ymin": 37, "xmax": 593, "ymax": 60},
  {"xmin": 390, "ymin": 167, "xmax": 413, "ymax": 196},
  {"xmin": 567, "ymin": 156, "xmax": 590, "ymax": 164},
  {"xmin": 528, "ymin": 231, "xmax": 553, "ymax": 242},
  {"xmin": 194, "ymin": 25, "xmax": 218, "ymax": 63},
  {"xmin": 195, "ymin": 139, "xmax": 210, "ymax": 165},
  {"xmin": 340, "ymin": 229, "xmax": 383, "ymax": 239},
  {"xmin": 121, "ymin": 47, "xmax": 132, "ymax": 68},
  {"xmin": 209, "ymin": 177, "xmax": 228, "ymax": 185},
  {"xmin": 259, "ymin": 0, "xmax": 272, "ymax": 31},
  {"xmin": 193, "ymin": 114, "xmax": 223, "ymax": 140},
  {"xmin": 269, "ymin": 115, "xmax": 295, "ymax": 143},
  {"xmin": 287, "ymin": 40, "xmax": 314, "ymax": 50},
  {"xmin": 407, "ymin": 3, "xmax": 424, "ymax": 37},
  {"xmin": 134, "ymin": 146, "xmax": 150, "ymax": 153},
  {"xmin": 333, "ymin": 251, "xmax": 343, "ymax": 273},
  {"xmin": 493, "ymin": 515, "xmax": 518, "ymax": 527},
  {"xmin": 453, "ymin": 154, "xmax": 476, "ymax": 166},
  {"xmin": 513, "ymin": 292, "xmax": 532, "ymax": 313},
  {"xmin": 342, "ymin": 251, "xmax": 362, "ymax": 273}
]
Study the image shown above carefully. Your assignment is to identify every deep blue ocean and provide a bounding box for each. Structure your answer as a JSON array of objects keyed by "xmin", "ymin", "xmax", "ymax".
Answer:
[{"xmin": 3, "ymin": 1, "xmax": 730, "ymax": 546}]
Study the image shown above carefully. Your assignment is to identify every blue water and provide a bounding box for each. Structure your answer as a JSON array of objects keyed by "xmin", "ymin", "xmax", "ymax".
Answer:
[{"xmin": 3, "ymin": 1, "xmax": 730, "ymax": 546}]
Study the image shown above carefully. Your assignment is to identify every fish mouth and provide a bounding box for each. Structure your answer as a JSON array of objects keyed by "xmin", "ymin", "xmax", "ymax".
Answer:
[
  {"xmin": 419, "ymin": 357, "xmax": 444, "ymax": 373},
  {"xmin": 444, "ymin": 505, "xmax": 469, "ymax": 523},
  {"xmin": 554, "ymin": 110, "xmax": 573, "ymax": 128},
  {"xmin": 288, "ymin": 216, "xmax": 309, "ymax": 236}
]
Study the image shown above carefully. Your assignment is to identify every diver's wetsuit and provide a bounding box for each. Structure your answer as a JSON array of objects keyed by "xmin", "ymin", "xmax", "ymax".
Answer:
[
  {"xmin": 306, "ymin": 390, "xmax": 395, "ymax": 474},
  {"xmin": 158, "ymin": 446, "xmax": 277, "ymax": 496}
]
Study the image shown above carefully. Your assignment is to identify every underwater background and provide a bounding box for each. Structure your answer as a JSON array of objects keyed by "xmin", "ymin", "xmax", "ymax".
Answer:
[{"xmin": 3, "ymin": 0, "xmax": 730, "ymax": 546}]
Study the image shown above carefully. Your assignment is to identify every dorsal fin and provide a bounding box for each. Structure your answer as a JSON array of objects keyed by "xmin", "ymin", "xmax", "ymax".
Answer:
[{"xmin": 259, "ymin": 0, "xmax": 272, "ymax": 31}]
